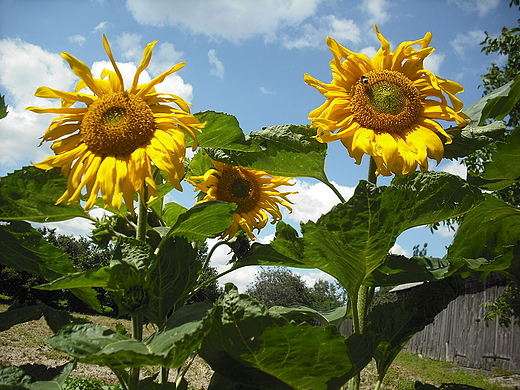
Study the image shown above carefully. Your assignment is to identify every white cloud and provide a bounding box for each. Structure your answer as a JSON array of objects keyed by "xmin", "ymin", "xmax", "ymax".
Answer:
[
  {"xmin": 69, "ymin": 34, "xmax": 86, "ymax": 46},
  {"xmin": 284, "ymin": 179, "xmax": 355, "ymax": 223},
  {"xmin": 450, "ymin": 30, "xmax": 486, "ymax": 57},
  {"xmin": 282, "ymin": 15, "xmax": 361, "ymax": 49},
  {"xmin": 92, "ymin": 21, "xmax": 109, "ymax": 33},
  {"xmin": 448, "ymin": 0, "xmax": 500, "ymax": 17},
  {"xmin": 126, "ymin": 0, "xmax": 323, "ymax": 43},
  {"xmin": 0, "ymin": 38, "xmax": 76, "ymax": 171},
  {"xmin": 208, "ymin": 49, "xmax": 225, "ymax": 79},
  {"xmin": 438, "ymin": 159, "xmax": 467, "ymax": 180},
  {"xmin": 390, "ymin": 243, "xmax": 410, "ymax": 257},
  {"xmin": 300, "ymin": 270, "xmax": 335, "ymax": 288},
  {"xmin": 360, "ymin": 0, "xmax": 390, "ymax": 25},
  {"xmin": 424, "ymin": 52, "xmax": 445, "ymax": 76},
  {"xmin": 260, "ymin": 87, "xmax": 275, "ymax": 95}
]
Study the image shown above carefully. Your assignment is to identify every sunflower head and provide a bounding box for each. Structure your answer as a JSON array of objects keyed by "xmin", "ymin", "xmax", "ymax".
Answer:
[
  {"xmin": 188, "ymin": 160, "xmax": 296, "ymax": 240},
  {"xmin": 27, "ymin": 35, "xmax": 205, "ymax": 212},
  {"xmin": 305, "ymin": 25, "xmax": 469, "ymax": 177}
]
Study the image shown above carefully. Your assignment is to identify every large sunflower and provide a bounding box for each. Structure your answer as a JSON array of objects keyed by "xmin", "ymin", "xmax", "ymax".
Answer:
[
  {"xmin": 305, "ymin": 25, "xmax": 468, "ymax": 177},
  {"xmin": 188, "ymin": 161, "xmax": 296, "ymax": 240},
  {"xmin": 28, "ymin": 35, "xmax": 204, "ymax": 211}
]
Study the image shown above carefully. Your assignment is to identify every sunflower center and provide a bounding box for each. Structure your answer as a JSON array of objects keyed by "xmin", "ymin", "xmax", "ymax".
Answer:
[
  {"xmin": 215, "ymin": 166, "xmax": 260, "ymax": 213},
  {"xmin": 80, "ymin": 92, "xmax": 156, "ymax": 155},
  {"xmin": 351, "ymin": 69, "xmax": 422, "ymax": 133}
]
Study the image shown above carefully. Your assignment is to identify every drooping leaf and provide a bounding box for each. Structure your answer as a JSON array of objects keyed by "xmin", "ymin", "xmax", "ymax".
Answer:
[
  {"xmin": 0, "ymin": 221, "xmax": 101, "ymax": 311},
  {"xmin": 468, "ymin": 127, "xmax": 520, "ymax": 191},
  {"xmin": 47, "ymin": 301, "xmax": 214, "ymax": 369},
  {"xmin": 443, "ymin": 120, "xmax": 506, "ymax": 159},
  {"xmin": 0, "ymin": 303, "xmax": 44, "ymax": 332},
  {"xmin": 191, "ymin": 111, "xmax": 259, "ymax": 151},
  {"xmin": 446, "ymin": 195, "xmax": 520, "ymax": 280},
  {"xmin": 366, "ymin": 255, "xmax": 451, "ymax": 286},
  {"xmin": 199, "ymin": 284, "xmax": 377, "ymax": 390},
  {"xmin": 166, "ymin": 201, "xmax": 237, "ymax": 241},
  {"xmin": 269, "ymin": 304, "xmax": 350, "ymax": 327},
  {"xmin": 300, "ymin": 172, "xmax": 481, "ymax": 302},
  {"xmin": 207, "ymin": 124, "xmax": 329, "ymax": 182},
  {"xmin": 0, "ymin": 362, "xmax": 75, "ymax": 390},
  {"xmin": 145, "ymin": 236, "xmax": 201, "ymax": 326},
  {"xmin": 366, "ymin": 277, "xmax": 462, "ymax": 384},
  {"xmin": 35, "ymin": 267, "xmax": 112, "ymax": 291},
  {"xmin": 464, "ymin": 74, "xmax": 520, "ymax": 126},
  {"xmin": 0, "ymin": 166, "xmax": 87, "ymax": 222}
]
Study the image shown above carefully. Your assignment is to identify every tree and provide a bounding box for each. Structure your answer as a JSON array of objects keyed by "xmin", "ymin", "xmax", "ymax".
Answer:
[{"xmin": 309, "ymin": 279, "xmax": 346, "ymax": 309}]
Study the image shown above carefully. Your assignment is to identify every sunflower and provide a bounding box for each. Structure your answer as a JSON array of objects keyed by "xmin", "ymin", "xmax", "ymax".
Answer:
[
  {"xmin": 28, "ymin": 35, "xmax": 204, "ymax": 211},
  {"xmin": 304, "ymin": 25, "xmax": 468, "ymax": 177},
  {"xmin": 188, "ymin": 160, "xmax": 296, "ymax": 240}
]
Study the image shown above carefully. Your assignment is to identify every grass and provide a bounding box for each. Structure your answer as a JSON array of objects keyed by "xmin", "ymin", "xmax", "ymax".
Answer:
[{"xmin": 1, "ymin": 304, "xmax": 517, "ymax": 390}]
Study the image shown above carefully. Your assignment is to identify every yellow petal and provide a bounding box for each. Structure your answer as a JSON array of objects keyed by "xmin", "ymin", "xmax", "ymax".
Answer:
[
  {"xmin": 61, "ymin": 52, "xmax": 103, "ymax": 96},
  {"xmin": 102, "ymin": 34, "xmax": 125, "ymax": 92}
]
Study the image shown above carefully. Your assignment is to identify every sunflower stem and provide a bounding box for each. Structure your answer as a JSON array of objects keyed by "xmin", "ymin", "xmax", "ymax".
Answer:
[
  {"xmin": 129, "ymin": 196, "xmax": 148, "ymax": 390},
  {"xmin": 324, "ymin": 179, "xmax": 347, "ymax": 203}
]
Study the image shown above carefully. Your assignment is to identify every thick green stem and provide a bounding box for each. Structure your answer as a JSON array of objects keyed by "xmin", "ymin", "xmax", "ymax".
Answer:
[
  {"xmin": 129, "ymin": 197, "xmax": 148, "ymax": 390},
  {"xmin": 324, "ymin": 179, "xmax": 347, "ymax": 203}
]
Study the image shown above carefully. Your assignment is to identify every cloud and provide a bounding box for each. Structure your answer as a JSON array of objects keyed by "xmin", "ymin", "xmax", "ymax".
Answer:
[
  {"xmin": 424, "ymin": 52, "xmax": 445, "ymax": 75},
  {"xmin": 360, "ymin": 0, "xmax": 390, "ymax": 25},
  {"xmin": 92, "ymin": 21, "xmax": 109, "ymax": 33},
  {"xmin": 68, "ymin": 35, "xmax": 86, "ymax": 46},
  {"xmin": 390, "ymin": 243, "xmax": 410, "ymax": 258},
  {"xmin": 115, "ymin": 32, "xmax": 185, "ymax": 76},
  {"xmin": 438, "ymin": 159, "xmax": 467, "ymax": 180},
  {"xmin": 0, "ymin": 38, "xmax": 76, "ymax": 171},
  {"xmin": 126, "ymin": 0, "xmax": 323, "ymax": 43},
  {"xmin": 448, "ymin": 0, "xmax": 500, "ymax": 17},
  {"xmin": 260, "ymin": 87, "xmax": 275, "ymax": 95},
  {"xmin": 450, "ymin": 30, "xmax": 486, "ymax": 57},
  {"xmin": 284, "ymin": 179, "xmax": 355, "ymax": 223},
  {"xmin": 300, "ymin": 271, "xmax": 335, "ymax": 288},
  {"xmin": 208, "ymin": 49, "xmax": 225, "ymax": 79},
  {"xmin": 282, "ymin": 15, "xmax": 361, "ymax": 49}
]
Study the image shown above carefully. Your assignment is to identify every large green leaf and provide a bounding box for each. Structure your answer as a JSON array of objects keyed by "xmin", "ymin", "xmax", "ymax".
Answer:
[
  {"xmin": 0, "ymin": 301, "xmax": 75, "ymax": 334},
  {"xmin": 464, "ymin": 74, "xmax": 520, "ymax": 126},
  {"xmin": 366, "ymin": 277, "xmax": 462, "ymax": 385},
  {"xmin": 145, "ymin": 236, "xmax": 201, "ymax": 326},
  {"xmin": 165, "ymin": 201, "xmax": 237, "ymax": 241},
  {"xmin": 269, "ymin": 304, "xmax": 350, "ymax": 327},
  {"xmin": 192, "ymin": 111, "xmax": 259, "ymax": 151},
  {"xmin": 443, "ymin": 120, "xmax": 506, "ymax": 159},
  {"xmin": 47, "ymin": 301, "xmax": 214, "ymax": 369},
  {"xmin": 300, "ymin": 172, "xmax": 480, "ymax": 301},
  {"xmin": 446, "ymin": 196, "xmax": 520, "ymax": 280},
  {"xmin": 0, "ymin": 221, "xmax": 101, "ymax": 311},
  {"xmin": 469, "ymin": 127, "xmax": 520, "ymax": 191},
  {"xmin": 199, "ymin": 284, "xmax": 377, "ymax": 390},
  {"xmin": 366, "ymin": 255, "xmax": 451, "ymax": 286},
  {"xmin": 207, "ymin": 124, "xmax": 329, "ymax": 182},
  {"xmin": 0, "ymin": 166, "xmax": 87, "ymax": 222},
  {"xmin": 0, "ymin": 362, "xmax": 75, "ymax": 390}
]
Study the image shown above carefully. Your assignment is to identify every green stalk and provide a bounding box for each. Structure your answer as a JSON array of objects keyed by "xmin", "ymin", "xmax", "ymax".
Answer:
[{"xmin": 129, "ymin": 195, "xmax": 148, "ymax": 390}]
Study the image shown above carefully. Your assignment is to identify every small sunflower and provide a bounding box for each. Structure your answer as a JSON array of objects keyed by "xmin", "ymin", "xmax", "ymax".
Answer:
[
  {"xmin": 188, "ymin": 160, "xmax": 296, "ymax": 240},
  {"xmin": 28, "ymin": 35, "xmax": 204, "ymax": 211},
  {"xmin": 305, "ymin": 25, "xmax": 468, "ymax": 177}
]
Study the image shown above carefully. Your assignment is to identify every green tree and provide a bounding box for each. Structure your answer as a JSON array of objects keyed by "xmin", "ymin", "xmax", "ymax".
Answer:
[{"xmin": 309, "ymin": 279, "xmax": 346, "ymax": 309}]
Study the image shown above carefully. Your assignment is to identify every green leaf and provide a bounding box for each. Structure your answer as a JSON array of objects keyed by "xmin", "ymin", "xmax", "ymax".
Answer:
[
  {"xmin": 443, "ymin": 120, "xmax": 506, "ymax": 159},
  {"xmin": 0, "ymin": 303, "xmax": 44, "ymax": 332},
  {"xmin": 269, "ymin": 304, "xmax": 350, "ymax": 327},
  {"xmin": 464, "ymin": 74, "xmax": 520, "ymax": 126},
  {"xmin": 47, "ymin": 301, "xmax": 214, "ymax": 369},
  {"xmin": 0, "ymin": 94, "xmax": 8, "ymax": 120},
  {"xmin": 0, "ymin": 362, "xmax": 75, "ymax": 390},
  {"xmin": 469, "ymin": 127, "xmax": 520, "ymax": 191},
  {"xmin": 207, "ymin": 124, "xmax": 329, "ymax": 181},
  {"xmin": 366, "ymin": 255, "xmax": 451, "ymax": 286},
  {"xmin": 0, "ymin": 166, "xmax": 87, "ymax": 222},
  {"xmin": 300, "ymin": 172, "xmax": 481, "ymax": 302},
  {"xmin": 167, "ymin": 201, "xmax": 237, "ymax": 240},
  {"xmin": 192, "ymin": 111, "xmax": 259, "ymax": 151},
  {"xmin": 199, "ymin": 284, "xmax": 377, "ymax": 390},
  {"xmin": 366, "ymin": 277, "xmax": 462, "ymax": 384},
  {"xmin": 145, "ymin": 236, "xmax": 201, "ymax": 326},
  {"xmin": 113, "ymin": 237, "xmax": 155, "ymax": 272},
  {"xmin": 161, "ymin": 202, "xmax": 188, "ymax": 227},
  {"xmin": 35, "ymin": 267, "xmax": 112, "ymax": 290},
  {"xmin": 446, "ymin": 196, "xmax": 520, "ymax": 279}
]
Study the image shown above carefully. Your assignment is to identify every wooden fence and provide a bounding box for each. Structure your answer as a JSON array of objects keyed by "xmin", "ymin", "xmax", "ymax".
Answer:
[{"xmin": 404, "ymin": 274, "xmax": 520, "ymax": 373}]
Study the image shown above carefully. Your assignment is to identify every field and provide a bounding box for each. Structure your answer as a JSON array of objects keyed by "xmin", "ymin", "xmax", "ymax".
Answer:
[{"xmin": 1, "ymin": 304, "xmax": 518, "ymax": 390}]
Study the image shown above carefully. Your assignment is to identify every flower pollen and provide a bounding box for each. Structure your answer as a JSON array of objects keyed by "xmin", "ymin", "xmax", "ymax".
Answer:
[{"xmin": 216, "ymin": 166, "xmax": 260, "ymax": 213}]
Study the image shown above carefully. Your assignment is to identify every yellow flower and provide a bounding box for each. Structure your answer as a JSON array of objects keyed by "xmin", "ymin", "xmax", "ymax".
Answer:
[
  {"xmin": 188, "ymin": 160, "xmax": 296, "ymax": 240},
  {"xmin": 28, "ymin": 35, "xmax": 204, "ymax": 211},
  {"xmin": 305, "ymin": 25, "xmax": 468, "ymax": 177}
]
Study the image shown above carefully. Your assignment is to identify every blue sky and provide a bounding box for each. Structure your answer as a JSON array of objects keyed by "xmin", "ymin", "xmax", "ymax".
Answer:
[{"xmin": 0, "ymin": 0, "xmax": 516, "ymax": 291}]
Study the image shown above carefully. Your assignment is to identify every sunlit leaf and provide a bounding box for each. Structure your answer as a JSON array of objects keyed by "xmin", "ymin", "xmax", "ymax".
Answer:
[
  {"xmin": 443, "ymin": 120, "xmax": 506, "ymax": 159},
  {"xmin": 0, "ymin": 166, "xmax": 87, "ymax": 222},
  {"xmin": 199, "ymin": 284, "xmax": 377, "ymax": 390}
]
